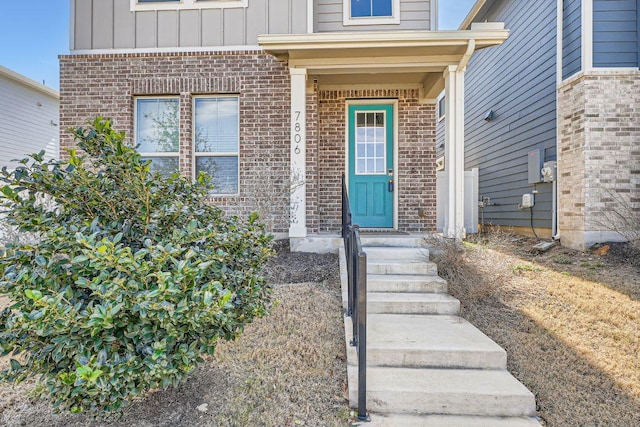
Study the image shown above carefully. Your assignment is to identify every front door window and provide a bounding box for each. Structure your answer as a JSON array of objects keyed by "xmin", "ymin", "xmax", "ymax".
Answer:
[{"xmin": 355, "ymin": 111, "xmax": 386, "ymax": 175}]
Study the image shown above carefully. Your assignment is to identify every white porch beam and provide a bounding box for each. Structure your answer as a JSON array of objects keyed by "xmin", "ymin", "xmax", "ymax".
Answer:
[
  {"xmin": 289, "ymin": 68, "xmax": 308, "ymax": 238},
  {"xmin": 443, "ymin": 64, "xmax": 466, "ymax": 240}
]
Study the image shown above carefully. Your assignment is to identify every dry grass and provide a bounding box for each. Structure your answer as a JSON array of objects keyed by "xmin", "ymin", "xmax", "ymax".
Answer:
[
  {"xmin": 430, "ymin": 233, "xmax": 640, "ymax": 426},
  {"xmin": 0, "ymin": 280, "xmax": 350, "ymax": 426}
]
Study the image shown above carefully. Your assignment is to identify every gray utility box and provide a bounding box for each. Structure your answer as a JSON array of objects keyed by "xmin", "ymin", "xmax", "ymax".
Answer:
[{"xmin": 528, "ymin": 150, "xmax": 543, "ymax": 184}]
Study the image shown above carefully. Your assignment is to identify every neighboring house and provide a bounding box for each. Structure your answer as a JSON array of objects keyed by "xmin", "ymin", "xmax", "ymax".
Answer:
[
  {"xmin": 0, "ymin": 66, "xmax": 59, "ymax": 167},
  {"xmin": 437, "ymin": 0, "xmax": 640, "ymax": 250},
  {"xmin": 61, "ymin": 0, "xmax": 510, "ymax": 251}
]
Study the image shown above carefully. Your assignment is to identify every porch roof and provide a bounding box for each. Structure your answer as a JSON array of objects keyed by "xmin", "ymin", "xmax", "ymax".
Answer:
[{"xmin": 258, "ymin": 24, "xmax": 509, "ymax": 101}]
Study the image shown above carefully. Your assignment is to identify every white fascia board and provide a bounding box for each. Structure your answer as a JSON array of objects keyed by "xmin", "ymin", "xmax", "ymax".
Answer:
[
  {"xmin": 0, "ymin": 66, "xmax": 59, "ymax": 99},
  {"xmin": 258, "ymin": 29, "xmax": 509, "ymax": 50},
  {"xmin": 459, "ymin": 0, "xmax": 489, "ymax": 30}
]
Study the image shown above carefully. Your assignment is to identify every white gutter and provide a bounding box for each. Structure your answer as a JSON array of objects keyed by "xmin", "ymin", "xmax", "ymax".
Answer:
[{"xmin": 458, "ymin": 39, "xmax": 476, "ymax": 70}]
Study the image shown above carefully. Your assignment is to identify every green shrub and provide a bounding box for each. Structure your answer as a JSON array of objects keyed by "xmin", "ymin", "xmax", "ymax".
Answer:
[{"xmin": 0, "ymin": 118, "xmax": 274, "ymax": 415}]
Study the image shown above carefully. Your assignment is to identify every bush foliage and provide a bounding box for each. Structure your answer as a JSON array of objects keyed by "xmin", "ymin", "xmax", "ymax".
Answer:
[{"xmin": 0, "ymin": 118, "xmax": 274, "ymax": 414}]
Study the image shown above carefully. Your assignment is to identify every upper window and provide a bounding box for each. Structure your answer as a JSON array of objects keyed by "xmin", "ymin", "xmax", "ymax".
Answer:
[
  {"xmin": 135, "ymin": 97, "xmax": 180, "ymax": 177},
  {"xmin": 194, "ymin": 97, "xmax": 240, "ymax": 195},
  {"xmin": 131, "ymin": 0, "xmax": 248, "ymax": 12},
  {"xmin": 344, "ymin": 0, "xmax": 400, "ymax": 26}
]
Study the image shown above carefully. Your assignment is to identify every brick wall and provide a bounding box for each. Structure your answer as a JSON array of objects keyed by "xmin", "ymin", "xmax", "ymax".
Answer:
[
  {"xmin": 558, "ymin": 72, "xmax": 640, "ymax": 249},
  {"xmin": 59, "ymin": 51, "xmax": 292, "ymax": 233},
  {"xmin": 60, "ymin": 53, "xmax": 438, "ymax": 236},
  {"xmin": 316, "ymin": 89, "xmax": 437, "ymax": 233}
]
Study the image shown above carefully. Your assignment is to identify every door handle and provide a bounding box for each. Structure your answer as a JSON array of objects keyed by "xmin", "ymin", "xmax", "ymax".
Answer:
[{"xmin": 388, "ymin": 179, "xmax": 394, "ymax": 193}]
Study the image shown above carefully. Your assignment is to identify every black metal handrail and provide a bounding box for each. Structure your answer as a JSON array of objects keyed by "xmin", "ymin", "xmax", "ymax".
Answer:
[{"xmin": 341, "ymin": 173, "xmax": 369, "ymax": 422}]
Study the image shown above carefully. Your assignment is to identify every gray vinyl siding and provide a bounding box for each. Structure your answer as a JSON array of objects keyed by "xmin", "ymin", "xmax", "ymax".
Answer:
[
  {"xmin": 71, "ymin": 0, "xmax": 307, "ymax": 50},
  {"xmin": 0, "ymin": 74, "xmax": 59, "ymax": 168},
  {"xmin": 315, "ymin": 0, "xmax": 432, "ymax": 32},
  {"xmin": 563, "ymin": 0, "xmax": 582, "ymax": 79},
  {"xmin": 593, "ymin": 0, "xmax": 639, "ymax": 67},
  {"xmin": 460, "ymin": 0, "xmax": 558, "ymax": 230}
]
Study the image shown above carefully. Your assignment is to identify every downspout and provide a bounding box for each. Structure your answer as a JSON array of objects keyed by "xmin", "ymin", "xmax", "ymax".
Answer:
[
  {"xmin": 554, "ymin": 0, "xmax": 563, "ymax": 240},
  {"xmin": 459, "ymin": 39, "xmax": 476, "ymax": 71}
]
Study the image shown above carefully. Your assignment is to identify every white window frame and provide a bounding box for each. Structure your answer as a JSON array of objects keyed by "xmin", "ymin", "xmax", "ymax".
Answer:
[
  {"xmin": 134, "ymin": 96, "xmax": 180, "ymax": 175},
  {"xmin": 437, "ymin": 93, "xmax": 446, "ymax": 122},
  {"xmin": 192, "ymin": 95, "xmax": 240, "ymax": 196},
  {"xmin": 131, "ymin": 0, "xmax": 248, "ymax": 12},
  {"xmin": 343, "ymin": 0, "xmax": 401, "ymax": 26},
  {"xmin": 354, "ymin": 110, "xmax": 388, "ymax": 176}
]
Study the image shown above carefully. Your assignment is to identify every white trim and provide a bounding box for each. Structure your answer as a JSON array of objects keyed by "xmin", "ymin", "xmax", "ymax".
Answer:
[
  {"xmin": 443, "ymin": 64, "xmax": 466, "ymax": 239},
  {"xmin": 431, "ymin": 0, "xmax": 439, "ymax": 30},
  {"xmin": 557, "ymin": 0, "xmax": 563, "ymax": 86},
  {"xmin": 192, "ymin": 95, "xmax": 241, "ymax": 196},
  {"xmin": 289, "ymin": 68, "xmax": 308, "ymax": 238},
  {"xmin": 343, "ymin": 0, "xmax": 401, "ymax": 26},
  {"xmin": 459, "ymin": 0, "xmax": 488, "ymax": 30},
  {"xmin": 130, "ymin": 0, "xmax": 247, "ymax": 12},
  {"xmin": 581, "ymin": 0, "xmax": 593, "ymax": 72},
  {"xmin": 70, "ymin": 45, "xmax": 263, "ymax": 56},
  {"xmin": 555, "ymin": 0, "xmax": 563, "ymax": 238},
  {"xmin": 307, "ymin": 0, "xmax": 314, "ymax": 33},
  {"xmin": 436, "ymin": 91, "xmax": 446, "ymax": 121},
  {"xmin": 344, "ymin": 99, "xmax": 399, "ymax": 230}
]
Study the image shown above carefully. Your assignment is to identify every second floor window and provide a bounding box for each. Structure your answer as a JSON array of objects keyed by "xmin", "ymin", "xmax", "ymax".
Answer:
[{"xmin": 351, "ymin": 0, "xmax": 393, "ymax": 18}]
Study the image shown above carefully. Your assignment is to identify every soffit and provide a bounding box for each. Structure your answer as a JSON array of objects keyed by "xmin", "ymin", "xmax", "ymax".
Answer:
[{"xmin": 258, "ymin": 28, "xmax": 508, "ymax": 100}]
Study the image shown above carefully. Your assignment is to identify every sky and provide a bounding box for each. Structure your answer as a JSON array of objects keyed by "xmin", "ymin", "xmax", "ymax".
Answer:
[{"xmin": 0, "ymin": 0, "xmax": 476, "ymax": 92}]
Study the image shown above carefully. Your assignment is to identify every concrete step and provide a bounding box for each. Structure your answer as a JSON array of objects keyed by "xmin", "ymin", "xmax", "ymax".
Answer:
[
  {"xmin": 348, "ymin": 367, "xmax": 537, "ymax": 417},
  {"xmin": 367, "ymin": 274, "xmax": 448, "ymax": 293},
  {"xmin": 346, "ymin": 314, "xmax": 507, "ymax": 370},
  {"xmin": 362, "ymin": 247, "xmax": 429, "ymax": 262},
  {"xmin": 360, "ymin": 235, "xmax": 425, "ymax": 248},
  {"xmin": 368, "ymin": 260, "xmax": 438, "ymax": 275},
  {"xmin": 368, "ymin": 293, "xmax": 460, "ymax": 315},
  {"xmin": 363, "ymin": 414, "xmax": 541, "ymax": 427}
]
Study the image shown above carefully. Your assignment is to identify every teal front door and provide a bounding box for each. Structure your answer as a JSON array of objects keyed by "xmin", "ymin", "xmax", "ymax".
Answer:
[{"xmin": 348, "ymin": 104, "xmax": 394, "ymax": 228}]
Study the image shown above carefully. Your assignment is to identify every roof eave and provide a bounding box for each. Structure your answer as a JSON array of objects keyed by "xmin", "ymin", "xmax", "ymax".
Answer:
[
  {"xmin": 0, "ymin": 65, "xmax": 60, "ymax": 100},
  {"xmin": 258, "ymin": 28, "xmax": 509, "ymax": 55}
]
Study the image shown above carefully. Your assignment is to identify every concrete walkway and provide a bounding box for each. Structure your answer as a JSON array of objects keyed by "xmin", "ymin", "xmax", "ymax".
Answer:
[{"xmin": 340, "ymin": 238, "xmax": 541, "ymax": 426}]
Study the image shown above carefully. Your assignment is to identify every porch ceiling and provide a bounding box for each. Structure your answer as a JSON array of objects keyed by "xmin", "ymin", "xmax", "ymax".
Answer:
[{"xmin": 258, "ymin": 26, "xmax": 509, "ymax": 101}]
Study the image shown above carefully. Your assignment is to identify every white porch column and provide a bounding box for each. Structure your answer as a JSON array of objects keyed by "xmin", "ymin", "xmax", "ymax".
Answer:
[
  {"xmin": 289, "ymin": 67, "xmax": 307, "ymax": 238},
  {"xmin": 443, "ymin": 64, "xmax": 466, "ymax": 239}
]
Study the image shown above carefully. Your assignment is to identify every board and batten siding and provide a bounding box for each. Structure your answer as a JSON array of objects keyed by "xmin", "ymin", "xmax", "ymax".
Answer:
[
  {"xmin": 72, "ymin": 0, "xmax": 307, "ymax": 50},
  {"xmin": 0, "ymin": 70, "xmax": 59, "ymax": 168},
  {"xmin": 563, "ymin": 0, "xmax": 582, "ymax": 79},
  {"xmin": 458, "ymin": 0, "xmax": 557, "ymax": 230},
  {"xmin": 314, "ymin": 0, "xmax": 432, "ymax": 32},
  {"xmin": 593, "ymin": 0, "xmax": 639, "ymax": 67}
]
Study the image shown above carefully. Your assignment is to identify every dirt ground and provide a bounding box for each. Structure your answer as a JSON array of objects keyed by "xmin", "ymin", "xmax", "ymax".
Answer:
[
  {"xmin": 437, "ymin": 233, "xmax": 640, "ymax": 427},
  {"xmin": 0, "ymin": 244, "xmax": 350, "ymax": 427}
]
